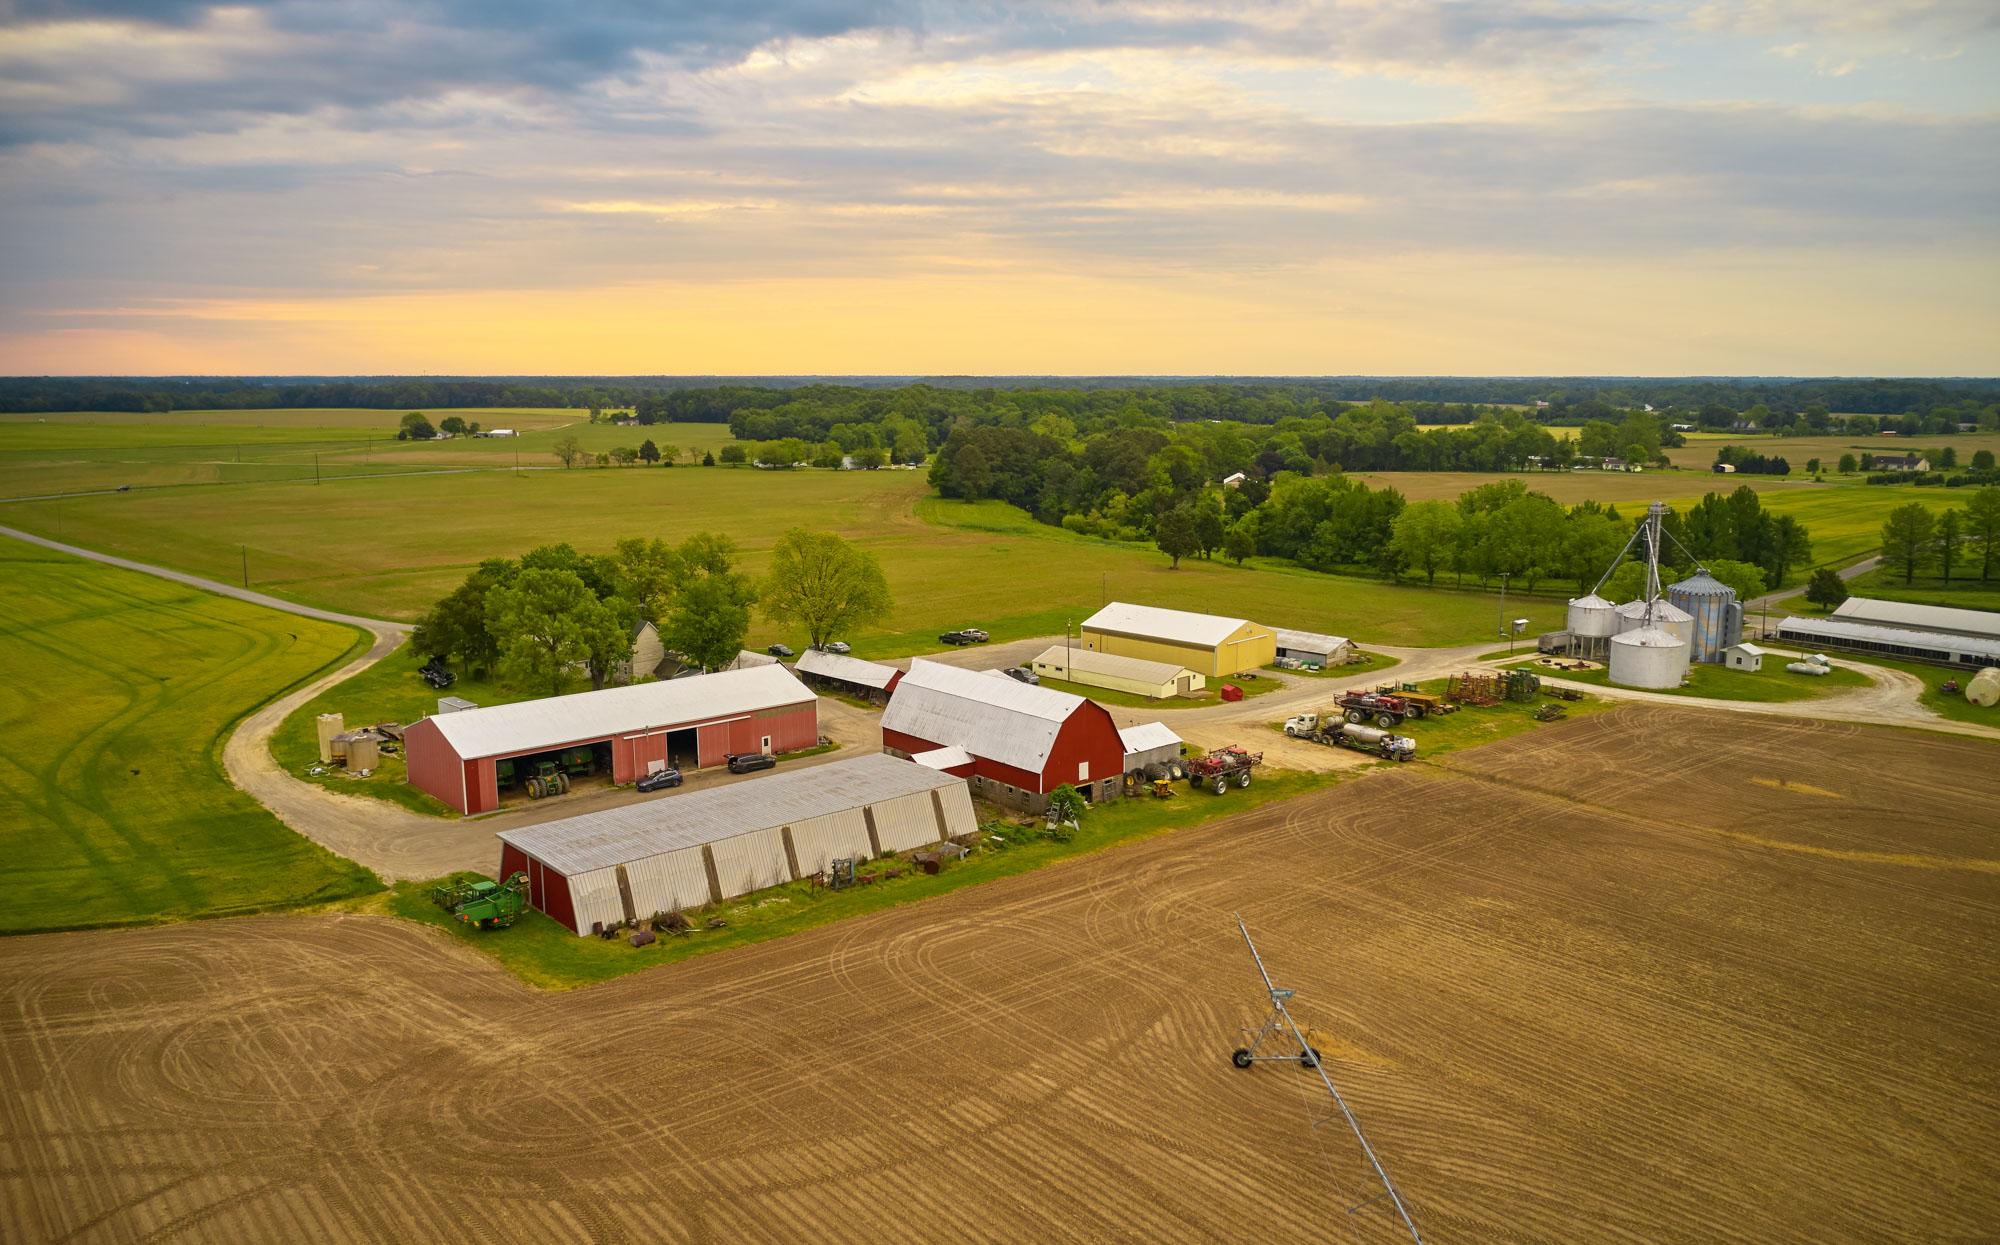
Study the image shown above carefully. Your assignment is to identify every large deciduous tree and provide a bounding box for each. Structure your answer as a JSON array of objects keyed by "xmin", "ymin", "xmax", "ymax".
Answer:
[
  {"xmin": 1387, "ymin": 500, "xmax": 1462, "ymax": 586},
  {"xmin": 1803, "ymin": 567, "xmax": 1849, "ymax": 612},
  {"xmin": 1155, "ymin": 505, "xmax": 1199, "ymax": 569},
  {"xmin": 485, "ymin": 568, "xmax": 628, "ymax": 693},
  {"xmin": 1880, "ymin": 503, "xmax": 1937, "ymax": 584},
  {"xmin": 1965, "ymin": 487, "xmax": 2000, "ymax": 581},
  {"xmin": 759, "ymin": 529, "xmax": 892, "ymax": 649},
  {"xmin": 551, "ymin": 434, "xmax": 584, "ymax": 468},
  {"xmin": 412, "ymin": 558, "xmax": 513, "ymax": 676},
  {"xmin": 662, "ymin": 574, "xmax": 754, "ymax": 672}
]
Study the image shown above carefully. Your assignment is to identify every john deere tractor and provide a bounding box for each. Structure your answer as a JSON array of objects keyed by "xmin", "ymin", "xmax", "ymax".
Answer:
[
  {"xmin": 524, "ymin": 759, "xmax": 570, "ymax": 799},
  {"xmin": 430, "ymin": 873, "xmax": 529, "ymax": 930}
]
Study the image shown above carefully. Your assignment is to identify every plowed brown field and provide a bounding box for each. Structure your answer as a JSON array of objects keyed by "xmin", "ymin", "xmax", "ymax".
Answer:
[{"xmin": 3, "ymin": 707, "xmax": 1996, "ymax": 1243}]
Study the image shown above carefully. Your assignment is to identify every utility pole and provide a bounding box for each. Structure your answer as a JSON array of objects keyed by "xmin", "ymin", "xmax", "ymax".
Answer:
[
  {"xmin": 314, "ymin": 452, "xmax": 321, "ymax": 486},
  {"xmin": 240, "ymin": 545, "xmax": 249, "ymax": 588},
  {"xmin": 1497, "ymin": 573, "xmax": 1510, "ymax": 642}
]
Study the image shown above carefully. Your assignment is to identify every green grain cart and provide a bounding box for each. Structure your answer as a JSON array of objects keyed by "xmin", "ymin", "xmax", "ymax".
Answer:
[{"xmin": 431, "ymin": 872, "xmax": 530, "ymax": 930}]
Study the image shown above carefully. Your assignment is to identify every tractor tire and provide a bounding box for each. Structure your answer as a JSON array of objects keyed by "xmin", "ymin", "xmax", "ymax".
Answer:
[
  {"xmin": 557, "ymin": 773, "xmax": 571, "ymax": 794},
  {"xmin": 1237, "ymin": 770, "xmax": 1252, "ymax": 788},
  {"xmin": 1231, "ymin": 1048, "xmax": 1253, "ymax": 1069},
  {"xmin": 1405, "ymin": 704, "xmax": 1425, "ymax": 719},
  {"xmin": 1345, "ymin": 709, "xmax": 1365, "ymax": 725},
  {"xmin": 527, "ymin": 777, "xmax": 543, "ymax": 799},
  {"xmin": 1376, "ymin": 714, "xmax": 1396, "ymax": 730},
  {"xmin": 1211, "ymin": 776, "xmax": 1228, "ymax": 796}
]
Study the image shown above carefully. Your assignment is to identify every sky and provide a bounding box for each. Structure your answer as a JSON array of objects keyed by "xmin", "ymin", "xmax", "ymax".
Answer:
[{"xmin": 0, "ymin": 0, "xmax": 1996, "ymax": 376}]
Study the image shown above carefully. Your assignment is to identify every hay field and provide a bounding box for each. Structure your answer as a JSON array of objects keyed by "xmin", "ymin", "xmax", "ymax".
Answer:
[
  {"xmin": 0, "ymin": 536, "xmax": 378, "ymax": 932},
  {"xmin": 2, "ymin": 707, "xmax": 1993, "ymax": 1241},
  {"xmin": 1679, "ymin": 429, "xmax": 2000, "ymax": 468}
]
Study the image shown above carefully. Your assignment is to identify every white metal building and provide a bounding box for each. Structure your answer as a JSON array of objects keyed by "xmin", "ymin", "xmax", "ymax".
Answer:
[
  {"xmin": 495, "ymin": 752, "xmax": 978, "ymax": 935},
  {"xmin": 1272, "ymin": 628, "xmax": 1353, "ymax": 670},
  {"xmin": 1118, "ymin": 721, "xmax": 1183, "ymax": 775},
  {"xmin": 1722, "ymin": 642, "xmax": 1766, "ymax": 671},
  {"xmin": 1029, "ymin": 645, "xmax": 1203, "ymax": 698},
  {"xmin": 1831, "ymin": 598, "xmax": 2000, "ymax": 642},
  {"xmin": 794, "ymin": 649, "xmax": 903, "ymax": 703},
  {"xmin": 1774, "ymin": 615, "xmax": 2000, "ymax": 669}
]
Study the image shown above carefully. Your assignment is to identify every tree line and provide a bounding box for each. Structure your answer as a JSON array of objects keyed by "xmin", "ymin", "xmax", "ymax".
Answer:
[
  {"xmin": 1877, "ymin": 489, "xmax": 2000, "ymax": 586},
  {"xmin": 411, "ymin": 530, "xmax": 891, "ymax": 693}
]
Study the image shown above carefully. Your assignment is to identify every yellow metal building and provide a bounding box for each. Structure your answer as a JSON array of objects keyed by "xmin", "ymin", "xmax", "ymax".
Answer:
[
  {"xmin": 1031, "ymin": 645, "xmax": 1205, "ymax": 699},
  {"xmin": 1078, "ymin": 602, "xmax": 1276, "ymax": 678}
]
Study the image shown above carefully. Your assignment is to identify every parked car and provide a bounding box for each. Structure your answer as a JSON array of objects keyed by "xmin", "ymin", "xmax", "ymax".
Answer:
[
  {"xmin": 767, "ymin": 643, "xmax": 794, "ymax": 658},
  {"xmin": 1003, "ymin": 666, "xmax": 1039, "ymax": 685},
  {"xmin": 938, "ymin": 631, "xmax": 975, "ymax": 646},
  {"xmin": 635, "ymin": 767, "xmax": 683, "ymax": 793},
  {"xmin": 958, "ymin": 627, "xmax": 990, "ymax": 642},
  {"xmin": 727, "ymin": 752, "xmax": 776, "ymax": 774},
  {"xmin": 818, "ymin": 640, "xmax": 851, "ymax": 654},
  {"xmin": 115, "ymin": 484, "xmax": 132, "ymax": 492}
]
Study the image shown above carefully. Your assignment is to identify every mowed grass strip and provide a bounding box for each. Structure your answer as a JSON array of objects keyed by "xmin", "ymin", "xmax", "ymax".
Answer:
[{"xmin": 0, "ymin": 537, "xmax": 381, "ymax": 932}]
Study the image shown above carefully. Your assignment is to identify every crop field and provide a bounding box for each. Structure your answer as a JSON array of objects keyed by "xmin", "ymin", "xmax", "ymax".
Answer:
[
  {"xmin": 0, "ymin": 536, "xmax": 379, "ymax": 933},
  {"xmin": 1351, "ymin": 467, "xmax": 1799, "ymax": 506},
  {"xmin": 1678, "ymin": 429, "xmax": 2000, "ymax": 469},
  {"xmin": 0, "ymin": 468, "xmax": 1569, "ymax": 648},
  {"xmin": 2, "ymin": 707, "xmax": 1993, "ymax": 1241}
]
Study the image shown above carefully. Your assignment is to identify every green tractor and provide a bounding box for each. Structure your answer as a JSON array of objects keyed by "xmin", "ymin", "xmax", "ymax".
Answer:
[
  {"xmin": 524, "ymin": 759, "xmax": 571, "ymax": 799},
  {"xmin": 430, "ymin": 872, "xmax": 529, "ymax": 930}
]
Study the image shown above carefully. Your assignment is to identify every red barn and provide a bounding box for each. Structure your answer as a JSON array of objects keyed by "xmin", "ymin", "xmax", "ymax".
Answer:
[
  {"xmin": 404, "ymin": 664, "xmax": 817, "ymax": 815},
  {"xmin": 880, "ymin": 659, "xmax": 1125, "ymax": 812}
]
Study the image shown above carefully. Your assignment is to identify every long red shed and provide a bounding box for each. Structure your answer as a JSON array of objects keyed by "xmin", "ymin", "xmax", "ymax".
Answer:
[
  {"xmin": 880, "ymin": 659, "xmax": 1124, "ymax": 812},
  {"xmin": 405, "ymin": 664, "xmax": 818, "ymax": 815}
]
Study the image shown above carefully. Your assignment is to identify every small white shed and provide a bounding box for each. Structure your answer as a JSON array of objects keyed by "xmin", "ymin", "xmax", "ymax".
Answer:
[{"xmin": 1722, "ymin": 642, "xmax": 1766, "ymax": 671}]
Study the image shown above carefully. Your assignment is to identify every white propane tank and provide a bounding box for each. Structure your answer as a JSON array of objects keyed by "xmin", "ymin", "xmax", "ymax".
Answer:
[{"xmin": 1966, "ymin": 667, "xmax": 2000, "ymax": 707}]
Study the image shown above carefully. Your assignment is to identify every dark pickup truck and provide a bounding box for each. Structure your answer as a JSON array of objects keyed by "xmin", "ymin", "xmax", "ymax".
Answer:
[{"xmin": 727, "ymin": 752, "xmax": 776, "ymax": 775}]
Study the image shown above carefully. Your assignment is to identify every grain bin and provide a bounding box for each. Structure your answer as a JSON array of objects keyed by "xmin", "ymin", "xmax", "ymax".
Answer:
[
  {"xmin": 1567, "ymin": 594, "xmax": 1618, "ymax": 638},
  {"xmin": 316, "ymin": 712, "xmax": 345, "ymax": 763},
  {"xmin": 1668, "ymin": 570, "xmax": 1742, "ymax": 662},
  {"xmin": 1608, "ymin": 626, "xmax": 1689, "ymax": 689},
  {"xmin": 346, "ymin": 735, "xmax": 381, "ymax": 771},
  {"xmin": 1966, "ymin": 667, "xmax": 2000, "ymax": 707},
  {"xmin": 1615, "ymin": 597, "xmax": 1694, "ymax": 648}
]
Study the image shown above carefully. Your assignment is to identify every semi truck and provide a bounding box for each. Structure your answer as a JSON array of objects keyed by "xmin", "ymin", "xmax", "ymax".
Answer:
[{"xmin": 1283, "ymin": 712, "xmax": 1416, "ymax": 762}]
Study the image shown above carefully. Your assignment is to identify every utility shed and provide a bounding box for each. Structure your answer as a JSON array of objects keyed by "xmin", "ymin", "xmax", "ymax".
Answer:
[
  {"xmin": 1722, "ymin": 642, "xmax": 1766, "ymax": 671},
  {"xmin": 497, "ymin": 753, "xmax": 977, "ymax": 935},
  {"xmin": 882, "ymin": 658, "xmax": 1125, "ymax": 811},
  {"xmin": 1118, "ymin": 721, "xmax": 1183, "ymax": 776},
  {"xmin": 1029, "ymin": 645, "xmax": 1203, "ymax": 698},
  {"xmin": 1080, "ymin": 602, "xmax": 1275, "ymax": 677},
  {"xmin": 1271, "ymin": 629, "xmax": 1352, "ymax": 670},
  {"xmin": 795, "ymin": 649, "xmax": 903, "ymax": 704},
  {"xmin": 405, "ymin": 663, "xmax": 818, "ymax": 814}
]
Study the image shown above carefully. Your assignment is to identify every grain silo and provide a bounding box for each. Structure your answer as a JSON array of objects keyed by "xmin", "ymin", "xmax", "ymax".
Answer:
[
  {"xmin": 1608, "ymin": 625, "xmax": 1689, "ymax": 689},
  {"xmin": 316, "ymin": 712, "xmax": 345, "ymax": 763},
  {"xmin": 1615, "ymin": 597, "xmax": 1694, "ymax": 648},
  {"xmin": 1668, "ymin": 570, "xmax": 1743, "ymax": 663},
  {"xmin": 1565, "ymin": 594, "xmax": 1619, "ymax": 659}
]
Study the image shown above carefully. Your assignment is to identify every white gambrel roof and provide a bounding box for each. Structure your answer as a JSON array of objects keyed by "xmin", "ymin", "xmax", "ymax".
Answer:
[
  {"xmin": 1272, "ymin": 628, "xmax": 1351, "ymax": 656},
  {"xmin": 1118, "ymin": 721, "xmax": 1182, "ymax": 756},
  {"xmin": 1081, "ymin": 601, "xmax": 1259, "ymax": 648},
  {"xmin": 1032, "ymin": 645, "xmax": 1192, "ymax": 684},
  {"xmin": 882, "ymin": 658, "xmax": 1087, "ymax": 773},
  {"xmin": 1776, "ymin": 615, "xmax": 2000, "ymax": 660},
  {"xmin": 795, "ymin": 648, "xmax": 900, "ymax": 690},
  {"xmin": 1833, "ymin": 597, "xmax": 2000, "ymax": 640},
  {"xmin": 496, "ymin": 753, "xmax": 961, "ymax": 876},
  {"xmin": 426, "ymin": 663, "xmax": 812, "ymax": 759}
]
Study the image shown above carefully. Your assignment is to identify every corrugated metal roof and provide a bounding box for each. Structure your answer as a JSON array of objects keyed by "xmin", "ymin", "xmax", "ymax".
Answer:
[
  {"xmin": 1272, "ymin": 628, "xmax": 1351, "ymax": 655},
  {"xmin": 496, "ymin": 752, "xmax": 959, "ymax": 875},
  {"xmin": 1776, "ymin": 615, "xmax": 2000, "ymax": 659},
  {"xmin": 881, "ymin": 658, "xmax": 1085, "ymax": 772},
  {"xmin": 1833, "ymin": 597, "xmax": 2000, "ymax": 640},
  {"xmin": 1668, "ymin": 571, "xmax": 1735, "ymax": 598},
  {"xmin": 427, "ymin": 663, "xmax": 812, "ymax": 759},
  {"xmin": 1118, "ymin": 721, "xmax": 1182, "ymax": 755},
  {"xmin": 1081, "ymin": 601, "xmax": 1256, "ymax": 647},
  {"xmin": 912, "ymin": 745, "xmax": 973, "ymax": 770},
  {"xmin": 795, "ymin": 649, "xmax": 900, "ymax": 689},
  {"xmin": 725, "ymin": 649, "xmax": 778, "ymax": 669},
  {"xmin": 1031, "ymin": 645, "xmax": 1191, "ymax": 684},
  {"xmin": 1615, "ymin": 597, "xmax": 1693, "ymax": 622}
]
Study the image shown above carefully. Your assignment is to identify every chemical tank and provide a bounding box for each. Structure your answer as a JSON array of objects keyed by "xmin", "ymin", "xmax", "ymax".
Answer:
[
  {"xmin": 1608, "ymin": 626, "xmax": 1690, "ymax": 689},
  {"xmin": 1567, "ymin": 593, "xmax": 1619, "ymax": 638},
  {"xmin": 1967, "ymin": 667, "xmax": 2000, "ymax": 707},
  {"xmin": 1614, "ymin": 598, "xmax": 1694, "ymax": 648},
  {"xmin": 1668, "ymin": 570, "xmax": 1741, "ymax": 662}
]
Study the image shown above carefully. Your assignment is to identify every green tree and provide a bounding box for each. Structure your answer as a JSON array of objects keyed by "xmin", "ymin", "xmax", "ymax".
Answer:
[
  {"xmin": 1044, "ymin": 784, "xmax": 1084, "ymax": 835},
  {"xmin": 1764, "ymin": 514, "xmax": 1813, "ymax": 588},
  {"xmin": 1972, "ymin": 450, "xmax": 1995, "ymax": 471},
  {"xmin": 611, "ymin": 537, "xmax": 681, "ymax": 623},
  {"xmin": 638, "ymin": 439, "xmax": 660, "ymax": 464},
  {"xmin": 718, "ymin": 443, "xmax": 747, "ymax": 464},
  {"xmin": 1156, "ymin": 505, "xmax": 1199, "ymax": 569},
  {"xmin": 1803, "ymin": 566, "xmax": 1849, "ymax": 612},
  {"xmin": 1387, "ymin": 500, "xmax": 1463, "ymax": 586},
  {"xmin": 1223, "ymin": 516, "xmax": 1258, "ymax": 565},
  {"xmin": 412, "ymin": 558, "xmax": 513, "ymax": 677},
  {"xmin": 485, "ymin": 568, "xmax": 628, "ymax": 693},
  {"xmin": 1698, "ymin": 558, "xmax": 1767, "ymax": 601},
  {"xmin": 438, "ymin": 415, "xmax": 469, "ymax": 437},
  {"xmin": 1965, "ymin": 487, "xmax": 2000, "ymax": 581},
  {"xmin": 397, "ymin": 411, "xmax": 436, "ymax": 440},
  {"xmin": 1838, "ymin": 453, "xmax": 1857, "ymax": 474},
  {"xmin": 1937, "ymin": 509, "xmax": 1962, "ymax": 584},
  {"xmin": 610, "ymin": 445, "xmax": 639, "ymax": 467},
  {"xmin": 655, "ymin": 443, "xmax": 679, "ymax": 465},
  {"xmin": 702, "ymin": 450, "xmax": 717, "ymax": 466},
  {"xmin": 1804, "ymin": 457, "xmax": 1820, "ymax": 475},
  {"xmin": 551, "ymin": 433, "xmax": 584, "ymax": 468},
  {"xmin": 759, "ymin": 529, "xmax": 892, "ymax": 650},
  {"xmin": 1192, "ymin": 500, "xmax": 1226, "ymax": 559},
  {"xmin": 662, "ymin": 573, "xmax": 754, "ymax": 671},
  {"xmin": 1938, "ymin": 446, "xmax": 1958, "ymax": 470},
  {"xmin": 1880, "ymin": 502, "xmax": 1937, "ymax": 584}
]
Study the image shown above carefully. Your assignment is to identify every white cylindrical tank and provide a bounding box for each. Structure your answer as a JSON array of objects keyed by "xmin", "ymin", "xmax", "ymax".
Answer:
[
  {"xmin": 316, "ymin": 712, "xmax": 345, "ymax": 764},
  {"xmin": 1614, "ymin": 598, "xmax": 1693, "ymax": 648},
  {"xmin": 1567, "ymin": 593, "xmax": 1619, "ymax": 638},
  {"xmin": 1609, "ymin": 626, "xmax": 1689, "ymax": 689},
  {"xmin": 1967, "ymin": 667, "xmax": 2000, "ymax": 707}
]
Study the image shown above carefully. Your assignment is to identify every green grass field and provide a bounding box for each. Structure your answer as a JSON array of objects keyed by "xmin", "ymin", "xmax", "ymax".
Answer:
[
  {"xmin": 0, "ymin": 536, "xmax": 380, "ymax": 932},
  {"xmin": 1506, "ymin": 657, "xmax": 1872, "ymax": 703},
  {"xmin": 368, "ymin": 766, "xmax": 1334, "ymax": 989}
]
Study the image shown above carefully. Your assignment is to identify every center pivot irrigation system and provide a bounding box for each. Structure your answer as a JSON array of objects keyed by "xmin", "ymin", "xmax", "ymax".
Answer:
[{"xmin": 1230, "ymin": 917, "xmax": 1424, "ymax": 1244}]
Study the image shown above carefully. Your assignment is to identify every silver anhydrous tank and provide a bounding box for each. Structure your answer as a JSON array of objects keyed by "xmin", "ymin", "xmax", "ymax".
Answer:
[
  {"xmin": 1609, "ymin": 626, "xmax": 1690, "ymax": 689},
  {"xmin": 1614, "ymin": 597, "xmax": 1694, "ymax": 648},
  {"xmin": 1567, "ymin": 593, "xmax": 1619, "ymax": 638},
  {"xmin": 1668, "ymin": 571, "xmax": 1741, "ymax": 663}
]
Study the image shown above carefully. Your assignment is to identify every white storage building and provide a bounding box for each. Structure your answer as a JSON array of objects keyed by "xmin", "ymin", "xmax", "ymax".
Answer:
[
  {"xmin": 1272, "ymin": 629, "xmax": 1352, "ymax": 670},
  {"xmin": 1118, "ymin": 721, "xmax": 1183, "ymax": 776},
  {"xmin": 495, "ymin": 752, "xmax": 978, "ymax": 935}
]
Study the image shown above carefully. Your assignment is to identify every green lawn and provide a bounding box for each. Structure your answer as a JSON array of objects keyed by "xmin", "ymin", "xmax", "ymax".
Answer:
[
  {"xmin": 1264, "ymin": 647, "xmax": 1399, "ymax": 678},
  {"xmin": 1816, "ymin": 654, "xmax": 2000, "ymax": 727},
  {"xmin": 367, "ymin": 767, "xmax": 1334, "ymax": 989},
  {"xmin": 1031, "ymin": 670, "xmax": 1286, "ymax": 709},
  {"xmin": 1506, "ymin": 657, "xmax": 1872, "ymax": 704},
  {"xmin": 0, "ymin": 536, "xmax": 381, "ymax": 933}
]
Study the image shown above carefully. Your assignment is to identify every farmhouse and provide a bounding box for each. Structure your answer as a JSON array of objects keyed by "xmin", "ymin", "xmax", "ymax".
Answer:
[
  {"xmin": 1874, "ymin": 454, "xmax": 1930, "ymax": 472},
  {"xmin": 404, "ymin": 663, "xmax": 817, "ymax": 814},
  {"xmin": 496, "ymin": 753, "xmax": 977, "ymax": 935},
  {"xmin": 1029, "ymin": 645, "xmax": 1204, "ymax": 698},
  {"xmin": 794, "ymin": 649, "xmax": 902, "ymax": 704},
  {"xmin": 1079, "ymin": 602, "xmax": 1275, "ymax": 678},
  {"xmin": 881, "ymin": 658, "xmax": 1125, "ymax": 810},
  {"xmin": 1272, "ymin": 628, "xmax": 1353, "ymax": 670}
]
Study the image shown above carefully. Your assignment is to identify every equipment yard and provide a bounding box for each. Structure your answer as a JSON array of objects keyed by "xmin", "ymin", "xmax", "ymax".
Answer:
[{"xmin": 4, "ymin": 707, "xmax": 1994, "ymax": 1243}]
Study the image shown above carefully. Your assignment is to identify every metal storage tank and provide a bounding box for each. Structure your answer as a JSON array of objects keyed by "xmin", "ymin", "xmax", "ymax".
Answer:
[
  {"xmin": 1567, "ymin": 594, "xmax": 1619, "ymax": 638},
  {"xmin": 1615, "ymin": 598, "xmax": 1694, "ymax": 648},
  {"xmin": 1608, "ymin": 626, "xmax": 1689, "ymax": 689},
  {"xmin": 316, "ymin": 712, "xmax": 344, "ymax": 763},
  {"xmin": 1967, "ymin": 667, "xmax": 2000, "ymax": 707},
  {"xmin": 346, "ymin": 736, "xmax": 381, "ymax": 771},
  {"xmin": 1668, "ymin": 570, "xmax": 1741, "ymax": 662}
]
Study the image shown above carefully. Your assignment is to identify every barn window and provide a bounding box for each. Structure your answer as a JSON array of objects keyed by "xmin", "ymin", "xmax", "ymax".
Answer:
[{"xmin": 1077, "ymin": 762, "xmax": 1090, "ymax": 782}]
